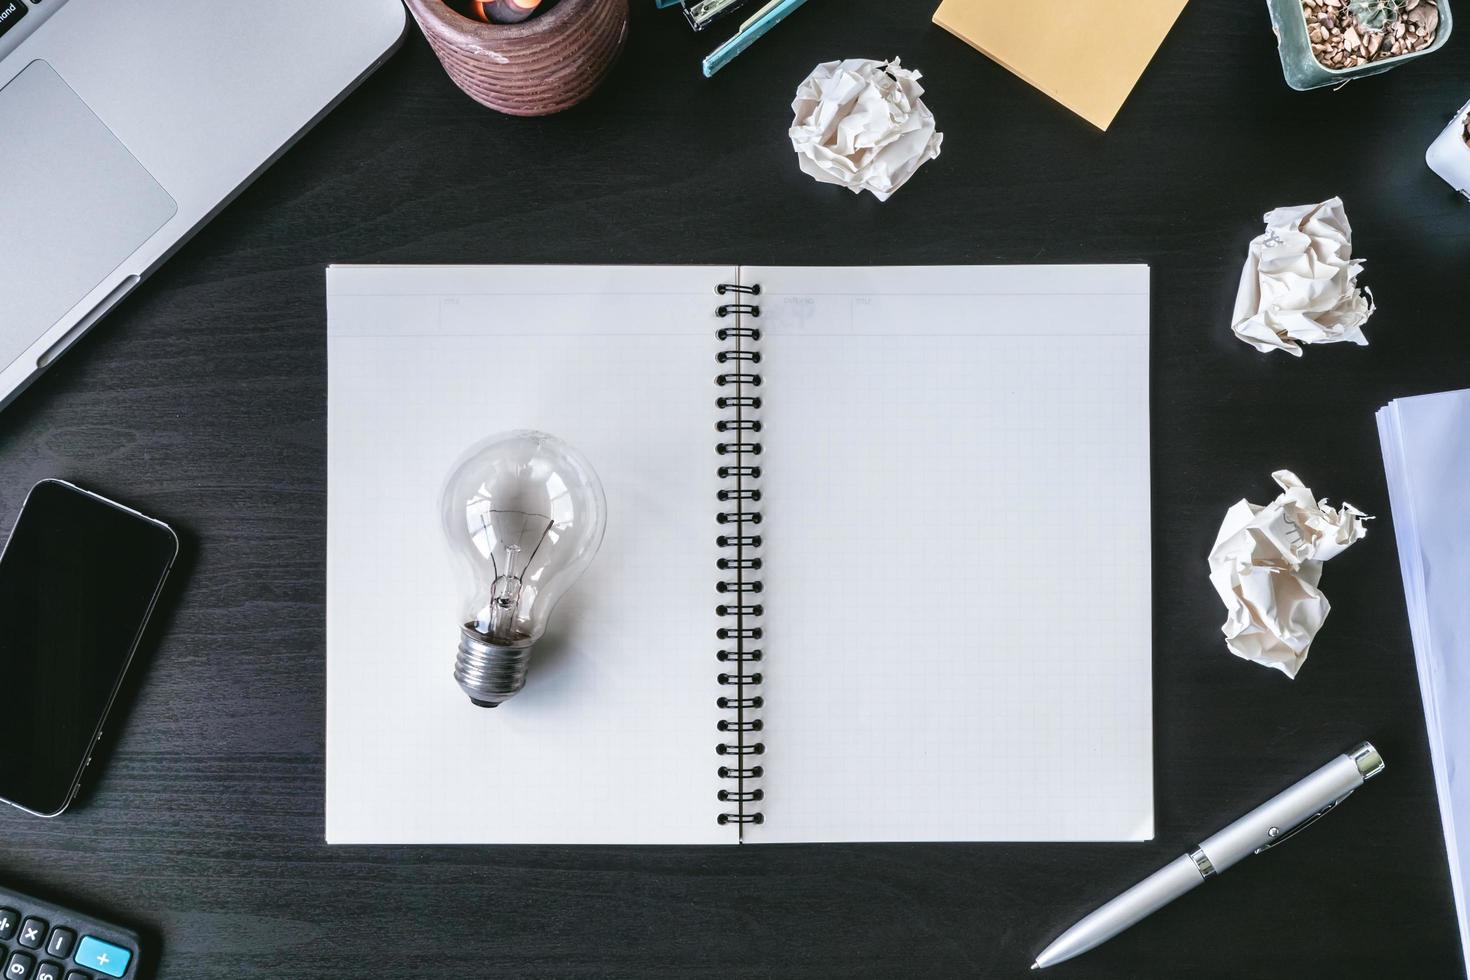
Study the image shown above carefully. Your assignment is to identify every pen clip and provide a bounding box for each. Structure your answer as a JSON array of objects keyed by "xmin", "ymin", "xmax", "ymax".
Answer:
[{"xmin": 1252, "ymin": 790, "xmax": 1354, "ymax": 855}]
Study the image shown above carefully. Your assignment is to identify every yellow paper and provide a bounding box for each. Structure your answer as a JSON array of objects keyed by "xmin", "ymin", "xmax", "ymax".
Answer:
[{"xmin": 932, "ymin": 0, "xmax": 1188, "ymax": 130}]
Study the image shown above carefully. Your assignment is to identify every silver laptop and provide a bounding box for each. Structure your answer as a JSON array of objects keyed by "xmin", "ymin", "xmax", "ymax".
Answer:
[{"xmin": 0, "ymin": 0, "xmax": 406, "ymax": 410}]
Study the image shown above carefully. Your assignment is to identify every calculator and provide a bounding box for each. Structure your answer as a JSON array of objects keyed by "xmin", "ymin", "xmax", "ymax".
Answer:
[{"xmin": 0, "ymin": 886, "xmax": 141, "ymax": 980}]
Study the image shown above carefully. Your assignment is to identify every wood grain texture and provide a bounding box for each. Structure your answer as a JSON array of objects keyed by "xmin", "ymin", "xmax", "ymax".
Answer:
[{"xmin": 1, "ymin": 2, "xmax": 1468, "ymax": 977}]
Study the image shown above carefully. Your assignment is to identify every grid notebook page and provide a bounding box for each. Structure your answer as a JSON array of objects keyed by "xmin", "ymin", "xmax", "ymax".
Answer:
[
  {"xmin": 326, "ymin": 265, "xmax": 732, "ymax": 845},
  {"xmin": 744, "ymin": 265, "xmax": 1153, "ymax": 843}
]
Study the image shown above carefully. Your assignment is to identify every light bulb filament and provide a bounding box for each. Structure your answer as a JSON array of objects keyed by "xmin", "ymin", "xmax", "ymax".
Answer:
[{"xmin": 477, "ymin": 513, "xmax": 555, "ymax": 642}]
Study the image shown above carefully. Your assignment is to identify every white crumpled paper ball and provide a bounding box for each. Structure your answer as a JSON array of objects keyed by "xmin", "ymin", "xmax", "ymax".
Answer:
[
  {"xmin": 788, "ymin": 58, "xmax": 943, "ymax": 202},
  {"xmin": 1230, "ymin": 197, "xmax": 1375, "ymax": 356},
  {"xmin": 1206, "ymin": 470, "xmax": 1370, "ymax": 679}
]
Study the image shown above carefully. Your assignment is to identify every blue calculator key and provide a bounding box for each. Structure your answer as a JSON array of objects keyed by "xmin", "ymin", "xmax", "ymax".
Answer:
[{"xmin": 71, "ymin": 939, "xmax": 128, "ymax": 979}]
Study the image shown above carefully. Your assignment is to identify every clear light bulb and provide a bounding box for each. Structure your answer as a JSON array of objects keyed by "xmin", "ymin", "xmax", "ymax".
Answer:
[{"xmin": 440, "ymin": 430, "xmax": 607, "ymax": 707}]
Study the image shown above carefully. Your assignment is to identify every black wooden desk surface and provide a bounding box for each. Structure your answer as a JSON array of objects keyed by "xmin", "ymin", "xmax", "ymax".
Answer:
[{"xmin": 2, "ymin": 2, "xmax": 1469, "ymax": 977}]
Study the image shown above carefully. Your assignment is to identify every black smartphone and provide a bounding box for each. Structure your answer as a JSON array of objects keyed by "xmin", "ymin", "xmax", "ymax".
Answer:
[{"xmin": 0, "ymin": 480, "xmax": 178, "ymax": 818}]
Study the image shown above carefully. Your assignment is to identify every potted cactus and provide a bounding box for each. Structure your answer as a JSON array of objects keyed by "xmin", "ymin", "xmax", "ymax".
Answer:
[
  {"xmin": 1267, "ymin": 0, "xmax": 1453, "ymax": 90},
  {"xmin": 1426, "ymin": 97, "xmax": 1470, "ymax": 200}
]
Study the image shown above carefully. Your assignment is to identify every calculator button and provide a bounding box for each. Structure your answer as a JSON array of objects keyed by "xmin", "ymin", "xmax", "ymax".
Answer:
[
  {"xmin": 34, "ymin": 964, "xmax": 60, "ymax": 980},
  {"xmin": 0, "ymin": 908, "xmax": 17, "ymax": 940},
  {"xmin": 64, "ymin": 974, "xmax": 92, "ymax": 980},
  {"xmin": 71, "ymin": 939, "xmax": 128, "ymax": 979},
  {"xmin": 43, "ymin": 932, "xmax": 72, "ymax": 962},
  {"xmin": 17, "ymin": 920, "xmax": 45, "ymax": 950},
  {"xmin": 4, "ymin": 951, "xmax": 34, "ymax": 980}
]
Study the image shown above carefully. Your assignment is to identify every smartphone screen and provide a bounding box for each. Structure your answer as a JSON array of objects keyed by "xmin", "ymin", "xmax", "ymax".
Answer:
[{"xmin": 0, "ymin": 480, "xmax": 178, "ymax": 817}]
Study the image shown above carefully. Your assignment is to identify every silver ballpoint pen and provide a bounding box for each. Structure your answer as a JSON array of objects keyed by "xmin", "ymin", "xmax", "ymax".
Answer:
[{"xmin": 1032, "ymin": 741, "xmax": 1386, "ymax": 971}]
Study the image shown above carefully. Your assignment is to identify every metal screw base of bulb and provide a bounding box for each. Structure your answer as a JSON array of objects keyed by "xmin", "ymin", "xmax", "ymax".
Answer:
[{"xmin": 456, "ymin": 624, "xmax": 534, "ymax": 707}]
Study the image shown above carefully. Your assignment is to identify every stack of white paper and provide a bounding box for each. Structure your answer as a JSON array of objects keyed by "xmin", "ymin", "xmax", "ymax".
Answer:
[{"xmin": 1378, "ymin": 388, "xmax": 1470, "ymax": 966}]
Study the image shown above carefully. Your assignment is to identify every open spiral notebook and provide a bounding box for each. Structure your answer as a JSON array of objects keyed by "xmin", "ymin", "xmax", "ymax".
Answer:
[{"xmin": 325, "ymin": 264, "xmax": 1153, "ymax": 844}]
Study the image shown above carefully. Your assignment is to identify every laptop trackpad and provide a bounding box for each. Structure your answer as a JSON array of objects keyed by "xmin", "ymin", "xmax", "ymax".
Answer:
[{"xmin": 0, "ymin": 61, "xmax": 177, "ymax": 372}]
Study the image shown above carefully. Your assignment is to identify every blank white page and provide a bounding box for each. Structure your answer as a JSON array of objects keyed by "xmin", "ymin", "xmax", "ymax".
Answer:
[
  {"xmin": 1378, "ymin": 390, "xmax": 1470, "ymax": 962},
  {"xmin": 744, "ymin": 266, "xmax": 1153, "ymax": 843},
  {"xmin": 326, "ymin": 265, "xmax": 733, "ymax": 844}
]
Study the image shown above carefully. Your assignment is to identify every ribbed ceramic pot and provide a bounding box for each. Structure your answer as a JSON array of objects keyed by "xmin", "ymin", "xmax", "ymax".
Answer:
[
  {"xmin": 1267, "ymin": 0, "xmax": 1453, "ymax": 90},
  {"xmin": 406, "ymin": 0, "xmax": 629, "ymax": 116}
]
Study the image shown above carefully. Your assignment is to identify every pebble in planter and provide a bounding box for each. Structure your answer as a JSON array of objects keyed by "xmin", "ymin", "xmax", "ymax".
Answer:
[
  {"xmin": 1268, "ymin": 0, "xmax": 1453, "ymax": 89},
  {"xmin": 1309, "ymin": 0, "xmax": 1441, "ymax": 68},
  {"xmin": 1426, "ymin": 99, "xmax": 1470, "ymax": 200}
]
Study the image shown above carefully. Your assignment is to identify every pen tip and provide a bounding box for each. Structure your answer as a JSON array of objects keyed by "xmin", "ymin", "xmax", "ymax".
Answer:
[{"xmin": 1030, "ymin": 963, "xmax": 1040, "ymax": 971}]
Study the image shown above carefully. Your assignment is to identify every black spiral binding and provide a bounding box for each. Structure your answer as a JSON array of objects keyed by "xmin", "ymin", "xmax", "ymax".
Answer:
[{"xmin": 714, "ymin": 282, "xmax": 765, "ymax": 832}]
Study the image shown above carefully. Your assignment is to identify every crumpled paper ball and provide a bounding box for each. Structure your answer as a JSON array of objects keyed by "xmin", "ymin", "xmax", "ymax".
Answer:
[
  {"xmin": 788, "ymin": 57, "xmax": 943, "ymax": 202},
  {"xmin": 1230, "ymin": 197, "xmax": 1375, "ymax": 356},
  {"xmin": 1206, "ymin": 470, "xmax": 1370, "ymax": 679}
]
